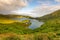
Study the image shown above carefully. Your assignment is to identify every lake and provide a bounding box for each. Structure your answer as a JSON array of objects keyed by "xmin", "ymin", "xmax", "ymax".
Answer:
[{"xmin": 12, "ymin": 17, "xmax": 44, "ymax": 29}]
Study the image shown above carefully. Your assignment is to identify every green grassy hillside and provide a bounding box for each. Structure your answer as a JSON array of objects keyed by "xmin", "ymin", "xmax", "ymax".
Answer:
[
  {"xmin": 36, "ymin": 10, "xmax": 60, "ymax": 22},
  {"xmin": 34, "ymin": 10, "xmax": 60, "ymax": 32}
]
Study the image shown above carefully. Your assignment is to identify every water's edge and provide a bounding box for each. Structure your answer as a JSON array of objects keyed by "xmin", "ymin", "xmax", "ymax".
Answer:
[{"xmin": 12, "ymin": 17, "xmax": 44, "ymax": 29}]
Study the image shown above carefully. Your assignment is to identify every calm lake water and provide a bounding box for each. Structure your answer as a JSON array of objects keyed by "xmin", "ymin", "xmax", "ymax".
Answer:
[{"xmin": 12, "ymin": 18, "xmax": 44, "ymax": 29}]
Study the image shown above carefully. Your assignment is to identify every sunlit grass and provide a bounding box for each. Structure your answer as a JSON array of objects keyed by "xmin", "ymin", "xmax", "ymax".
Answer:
[
  {"xmin": 0, "ymin": 19, "xmax": 17, "ymax": 24},
  {"xmin": 0, "ymin": 32, "xmax": 60, "ymax": 40}
]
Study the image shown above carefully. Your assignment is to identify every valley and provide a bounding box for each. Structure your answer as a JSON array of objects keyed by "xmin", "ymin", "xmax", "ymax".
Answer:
[{"xmin": 0, "ymin": 10, "xmax": 60, "ymax": 40}]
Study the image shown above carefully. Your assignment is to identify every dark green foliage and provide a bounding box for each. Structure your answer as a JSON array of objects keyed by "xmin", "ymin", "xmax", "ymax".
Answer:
[
  {"xmin": 34, "ymin": 19, "xmax": 60, "ymax": 33},
  {"xmin": 0, "ymin": 22, "xmax": 33, "ymax": 34}
]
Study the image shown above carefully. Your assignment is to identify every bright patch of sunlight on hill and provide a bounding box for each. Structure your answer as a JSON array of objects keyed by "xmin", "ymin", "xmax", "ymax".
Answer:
[{"xmin": 0, "ymin": 19, "xmax": 18, "ymax": 24}]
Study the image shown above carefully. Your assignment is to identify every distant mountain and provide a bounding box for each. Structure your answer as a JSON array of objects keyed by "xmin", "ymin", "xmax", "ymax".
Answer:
[
  {"xmin": 0, "ymin": 14, "xmax": 31, "ymax": 18},
  {"xmin": 36, "ymin": 10, "xmax": 60, "ymax": 22},
  {"xmin": 0, "ymin": 10, "xmax": 60, "ymax": 22}
]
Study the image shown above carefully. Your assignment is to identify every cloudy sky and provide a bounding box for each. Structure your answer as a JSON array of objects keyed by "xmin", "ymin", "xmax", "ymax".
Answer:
[{"xmin": 0, "ymin": 0, "xmax": 60, "ymax": 17}]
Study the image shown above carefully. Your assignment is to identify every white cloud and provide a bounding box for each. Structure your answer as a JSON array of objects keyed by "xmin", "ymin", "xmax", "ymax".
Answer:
[
  {"xmin": 14, "ymin": 4, "xmax": 60, "ymax": 17},
  {"xmin": 55, "ymin": 0, "xmax": 60, "ymax": 2},
  {"xmin": 13, "ymin": 0, "xmax": 60, "ymax": 17},
  {"xmin": 0, "ymin": 0, "xmax": 59, "ymax": 18},
  {"xmin": 0, "ymin": 0, "xmax": 29, "ymax": 14},
  {"xmin": 30, "ymin": 5, "xmax": 60, "ymax": 17}
]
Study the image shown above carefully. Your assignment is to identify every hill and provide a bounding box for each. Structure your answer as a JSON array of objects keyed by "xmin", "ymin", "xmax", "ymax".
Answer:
[
  {"xmin": 0, "ymin": 14, "xmax": 31, "ymax": 24},
  {"xmin": 36, "ymin": 10, "xmax": 60, "ymax": 22}
]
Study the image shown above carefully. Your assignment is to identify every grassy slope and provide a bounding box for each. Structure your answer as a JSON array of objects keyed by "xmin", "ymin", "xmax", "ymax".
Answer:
[
  {"xmin": 0, "ymin": 22, "xmax": 32, "ymax": 34},
  {"xmin": 37, "ymin": 10, "xmax": 60, "ymax": 22},
  {"xmin": 34, "ymin": 10, "xmax": 60, "ymax": 32},
  {"xmin": 0, "ymin": 14, "xmax": 17, "ymax": 24}
]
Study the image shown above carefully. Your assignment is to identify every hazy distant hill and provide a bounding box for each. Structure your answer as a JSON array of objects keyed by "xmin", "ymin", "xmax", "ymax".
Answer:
[{"xmin": 36, "ymin": 10, "xmax": 60, "ymax": 21}]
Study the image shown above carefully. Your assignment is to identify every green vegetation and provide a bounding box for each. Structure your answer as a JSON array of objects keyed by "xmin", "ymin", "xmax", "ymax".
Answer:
[
  {"xmin": 0, "ymin": 10, "xmax": 60, "ymax": 40},
  {"xmin": 36, "ymin": 10, "xmax": 60, "ymax": 22},
  {"xmin": 34, "ymin": 19, "xmax": 60, "ymax": 32},
  {"xmin": 34, "ymin": 10, "xmax": 60, "ymax": 33},
  {"xmin": 0, "ymin": 22, "xmax": 32, "ymax": 34}
]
